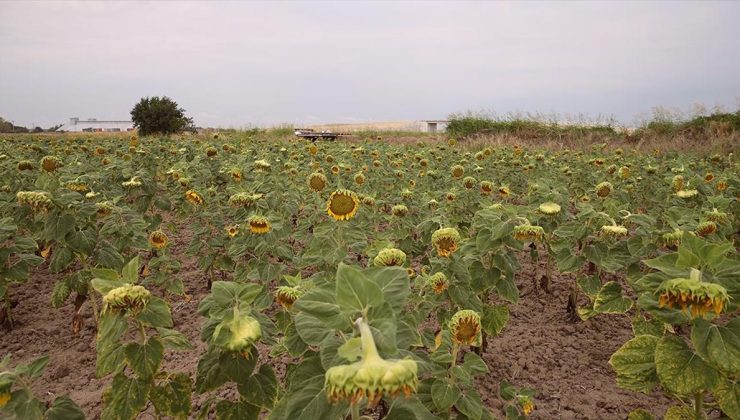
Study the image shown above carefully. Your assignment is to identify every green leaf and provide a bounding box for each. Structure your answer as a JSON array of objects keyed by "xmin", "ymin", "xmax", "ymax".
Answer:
[
  {"xmin": 663, "ymin": 405, "xmax": 695, "ymax": 420},
  {"xmin": 627, "ymin": 408, "xmax": 654, "ymax": 420},
  {"xmin": 238, "ymin": 364, "xmax": 278, "ymax": 408},
  {"xmin": 431, "ymin": 379, "xmax": 460, "ymax": 410},
  {"xmin": 481, "ymin": 304, "xmax": 509, "ymax": 337},
  {"xmin": 655, "ymin": 335, "xmax": 718, "ymax": 395},
  {"xmin": 335, "ymin": 263, "xmax": 383, "ymax": 313},
  {"xmin": 495, "ymin": 273, "xmax": 519, "ymax": 303},
  {"xmin": 608, "ymin": 335, "xmax": 659, "ymax": 393},
  {"xmin": 214, "ymin": 400, "xmax": 260, "ymax": 420},
  {"xmin": 121, "ymin": 257, "xmax": 139, "ymax": 283},
  {"xmin": 156, "ymin": 327, "xmax": 194, "ymax": 351},
  {"xmin": 463, "ymin": 352, "xmax": 489, "ymax": 375},
  {"xmin": 24, "ymin": 356, "xmax": 50, "ymax": 380},
  {"xmin": 714, "ymin": 377, "xmax": 739, "ymax": 420},
  {"xmin": 45, "ymin": 396, "xmax": 85, "ymax": 420},
  {"xmin": 294, "ymin": 312, "xmax": 332, "ymax": 346},
  {"xmin": 592, "ymin": 281, "xmax": 633, "ymax": 314},
  {"xmin": 8, "ymin": 389, "xmax": 44, "ymax": 420},
  {"xmin": 150, "ymin": 373, "xmax": 192, "ymax": 420},
  {"xmin": 631, "ymin": 316, "xmax": 665, "ymax": 337},
  {"xmin": 456, "ymin": 388, "xmax": 484, "ymax": 420},
  {"xmin": 577, "ymin": 276, "xmax": 601, "ymax": 300},
  {"xmin": 691, "ymin": 318, "xmax": 739, "ymax": 376},
  {"xmin": 124, "ymin": 337, "xmax": 164, "ymax": 380},
  {"xmin": 337, "ymin": 337, "xmax": 362, "ymax": 362},
  {"xmin": 102, "ymin": 372, "xmax": 150, "ymax": 420},
  {"xmin": 48, "ymin": 246, "xmax": 74, "ymax": 273},
  {"xmin": 195, "ymin": 349, "xmax": 229, "ymax": 393},
  {"xmin": 365, "ymin": 266, "xmax": 410, "ymax": 312},
  {"xmin": 137, "ymin": 296, "xmax": 173, "ymax": 328},
  {"xmin": 643, "ymin": 254, "xmax": 686, "ymax": 278},
  {"xmin": 67, "ymin": 229, "xmax": 96, "ymax": 256},
  {"xmin": 385, "ymin": 396, "xmax": 441, "ymax": 420}
]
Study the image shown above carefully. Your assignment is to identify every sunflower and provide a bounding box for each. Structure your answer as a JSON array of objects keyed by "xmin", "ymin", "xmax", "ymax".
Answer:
[
  {"xmin": 658, "ymin": 276, "xmax": 728, "ymax": 318},
  {"xmin": 330, "ymin": 165, "xmax": 340, "ymax": 175},
  {"xmin": 103, "ymin": 284, "xmax": 150, "ymax": 314},
  {"xmin": 327, "ymin": 189, "xmax": 360, "ymax": 221},
  {"xmin": 512, "ymin": 224, "xmax": 545, "ymax": 242},
  {"xmin": 716, "ymin": 180, "xmax": 728, "ymax": 191},
  {"xmin": 499, "ymin": 186, "xmax": 511, "ymax": 198},
  {"xmin": 672, "ymin": 175, "xmax": 684, "ymax": 192},
  {"xmin": 248, "ymin": 215, "xmax": 272, "ymax": 234},
  {"xmin": 445, "ymin": 192, "xmax": 456, "ymax": 202},
  {"xmin": 354, "ymin": 172, "xmax": 366, "ymax": 185},
  {"xmin": 275, "ymin": 286, "xmax": 302, "ymax": 309},
  {"xmin": 704, "ymin": 208, "xmax": 728, "ymax": 224},
  {"xmin": 695, "ymin": 221, "xmax": 717, "ymax": 237},
  {"xmin": 618, "ymin": 166, "xmax": 630, "ymax": 179},
  {"xmin": 308, "ymin": 144, "xmax": 318, "ymax": 155},
  {"xmin": 225, "ymin": 224, "xmax": 240, "ymax": 237},
  {"xmin": 432, "ymin": 227, "xmax": 461, "ymax": 257},
  {"xmin": 185, "ymin": 190, "xmax": 204, "ymax": 205},
  {"xmin": 676, "ymin": 189, "xmax": 698, "ymax": 199},
  {"xmin": 392, "ymin": 204, "xmax": 409, "ymax": 217},
  {"xmin": 427, "ymin": 272, "xmax": 448, "ymax": 294},
  {"xmin": 595, "ymin": 181, "xmax": 613, "ymax": 198},
  {"xmin": 16, "ymin": 191, "xmax": 52, "ymax": 212},
  {"xmin": 538, "ymin": 202, "xmax": 561, "ymax": 215},
  {"xmin": 520, "ymin": 397, "xmax": 535, "ymax": 416},
  {"xmin": 17, "ymin": 160, "xmax": 34, "ymax": 171},
  {"xmin": 374, "ymin": 248, "xmax": 407, "ymax": 267},
  {"xmin": 480, "ymin": 181, "xmax": 493, "ymax": 195},
  {"xmin": 40, "ymin": 155, "xmax": 62, "ymax": 172},
  {"xmin": 205, "ymin": 146, "xmax": 218, "ymax": 157},
  {"xmin": 449, "ymin": 310, "xmax": 482, "ymax": 346},
  {"xmin": 308, "ymin": 172, "xmax": 327, "ymax": 192},
  {"xmin": 451, "ymin": 165, "xmax": 464, "ymax": 178},
  {"xmin": 149, "ymin": 230, "xmax": 168, "ymax": 250},
  {"xmin": 230, "ymin": 169, "xmax": 243, "ymax": 182},
  {"xmin": 601, "ymin": 225, "xmax": 628, "ymax": 239},
  {"xmin": 362, "ymin": 196, "xmax": 376, "ymax": 206},
  {"xmin": 704, "ymin": 172, "xmax": 714, "ymax": 183},
  {"xmin": 462, "ymin": 176, "xmax": 476, "ymax": 190}
]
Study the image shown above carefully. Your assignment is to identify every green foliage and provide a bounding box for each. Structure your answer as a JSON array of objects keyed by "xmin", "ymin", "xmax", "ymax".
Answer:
[{"xmin": 130, "ymin": 96, "xmax": 194, "ymax": 135}]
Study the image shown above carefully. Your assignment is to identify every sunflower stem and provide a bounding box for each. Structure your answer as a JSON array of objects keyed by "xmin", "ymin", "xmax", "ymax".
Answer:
[
  {"xmin": 356, "ymin": 318, "xmax": 381, "ymax": 363},
  {"xmin": 351, "ymin": 403, "xmax": 361, "ymax": 420},
  {"xmin": 694, "ymin": 392, "xmax": 703, "ymax": 418}
]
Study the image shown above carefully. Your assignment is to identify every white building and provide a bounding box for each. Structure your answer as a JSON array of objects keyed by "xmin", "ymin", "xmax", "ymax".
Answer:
[{"xmin": 57, "ymin": 117, "xmax": 134, "ymax": 132}]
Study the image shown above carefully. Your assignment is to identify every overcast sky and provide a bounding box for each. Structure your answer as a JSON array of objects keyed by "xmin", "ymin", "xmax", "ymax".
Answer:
[{"xmin": 1, "ymin": 1, "xmax": 738, "ymax": 128}]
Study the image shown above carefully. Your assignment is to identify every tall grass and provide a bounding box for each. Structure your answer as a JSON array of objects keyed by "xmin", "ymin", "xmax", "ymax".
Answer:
[{"xmin": 446, "ymin": 111, "xmax": 619, "ymax": 140}]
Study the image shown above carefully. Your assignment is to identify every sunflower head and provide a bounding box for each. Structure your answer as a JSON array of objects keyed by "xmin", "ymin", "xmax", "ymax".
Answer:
[
  {"xmin": 676, "ymin": 189, "xmax": 698, "ymax": 199},
  {"xmin": 308, "ymin": 172, "xmax": 327, "ymax": 192},
  {"xmin": 17, "ymin": 160, "xmax": 34, "ymax": 171},
  {"xmin": 149, "ymin": 230, "xmax": 168, "ymax": 250},
  {"xmin": 275, "ymin": 286, "xmax": 303, "ymax": 309},
  {"xmin": 695, "ymin": 221, "xmax": 717, "ymax": 237},
  {"xmin": 362, "ymin": 196, "xmax": 376, "ymax": 206},
  {"xmin": 432, "ymin": 227, "xmax": 461, "ymax": 257},
  {"xmin": 427, "ymin": 272, "xmax": 449, "ymax": 295},
  {"xmin": 705, "ymin": 208, "xmax": 728, "ymax": 224},
  {"xmin": 325, "ymin": 318, "xmax": 418, "ymax": 407},
  {"xmin": 657, "ymin": 276, "xmax": 729, "ymax": 318},
  {"xmin": 212, "ymin": 307, "xmax": 262, "ymax": 352},
  {"xmin": 512, "ymin": 225, "xmax": 545, "ymax": 242},
  {"xmin": 672, "ymin": 175, "xmax": 684, "ymax": 192},
  {"xmin": 185, "ymin": 189, "xmax": 204, "ymax": 205},
  {"xmin": 480, "ymin": 181, "xmax": 493, "ymax": 194},
  {"xmin": 247, "ymin": 215, "xmax": 272, "ymax": 234},
  {"xmin": 122, "ymin": 176, "xmax": 143, "ymax": 188},
  {"xmin": 354, "ymin": 172, "xmax": 366, "ymax": 185},
  {"xmin": 0, "ymin": 392, "xmax": 10, "ymax": 408},
  {"xmin": 230, "ymin": 169, "xmax": 243, "ymax": 182},
  {"xmin": 462, "ymin": 176, "xmax": 476, "ymax": 190},
  {"xmin": 499, "ymin": 186, "xmax": 511, "ymax": 197},
  {"xmin": 103, "ymin": 284, "xmax": 150, "ymax": 314},
  {"xmin": 595, "ymin": 181, "xmax": 613, "ymax": 198},
  {"xmin": 520, "ymin": 396, "xmax": 535, "ymax": 416},
  {"xmin": 451, "ymin": 165, "xmax": 464, "ymax": 178},
  {"xmin": 95, "ymin": 201, "xmax": 114, "ymax": 218},
  {"xmin": 16, "ymin": 191, "xmax": 52, "ymax": 212},
  {"xmin": 391, "ymin": 204, "xmax": 409, "ymax": 217},
  {"xmin": 66, "ymin": 181, "xmax": 90, "ymax": 193},
  {"xmin": 449, "ymin": 310, "xmax": 482, "ymax": 346},
  {"xmin": 717, "ymin": 180, "xmax": 728, "ymax": 191},
  {"xmin": 618, "ymin": 166, "xmax": 630, "ymax": 179},
  {"xmin": 428, "ymin": 199, "xmax": 439, "ymax": 210},
  {"xmin": 308, "ymin": 144, "xmax": 318, "ymax": 155},
  {"xmin": 538, "ymin": 202, "xmax": 561, "ymax": 216},
  {"xmin": 704, "ymin": 172, "xmax": 714, "ymax": 183},
  {"xmin": 601, "ymin": 224, "xmax": 629, "ymax": 239},
  {"xmin": 660, "ymin": 229, "xmax": 684, "ymax": 248},
  {"xmin": 225, "ymin": 224, "xmax": 240, "ymax": 237},
  {"xmin": 327, "ymin": 189, "xmax": 360, "ymax": 221},
  {"xmin": 228, "ymin": 192, "xmax": 262, "ymax": 208},
  {"xmin": 40, "ymin": 155, "xmax": 62, "ymax": 172},
  {"xmin": 205, "ymin": 146, "xmax": 218, "ymax": 157},
  {"xmin": 374, "ymin": 248, "xmax": 407, "ymax": 267}
]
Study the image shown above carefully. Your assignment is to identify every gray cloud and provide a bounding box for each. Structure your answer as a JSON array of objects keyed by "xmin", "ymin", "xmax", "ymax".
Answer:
[{"xmin": 1, "ymin": 1, "xmax": 738, "ymax": 128}]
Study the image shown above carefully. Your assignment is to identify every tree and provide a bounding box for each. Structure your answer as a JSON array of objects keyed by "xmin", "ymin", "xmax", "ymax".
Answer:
[{"xmin": 130, "ymin": 96, "xmax": 194, "ymax": 136}]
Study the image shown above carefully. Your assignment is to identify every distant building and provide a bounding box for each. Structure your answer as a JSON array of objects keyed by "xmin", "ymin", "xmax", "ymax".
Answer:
[
  {"xmin": 420, "ymin": 120, "xmax": 449, "ymax": 133},
  {"xmin": 57, "ymin": 117, "xmax": 134, "ymax": 132}
]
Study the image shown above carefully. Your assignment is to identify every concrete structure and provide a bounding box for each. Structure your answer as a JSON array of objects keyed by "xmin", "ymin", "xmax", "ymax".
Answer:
[
  {"xmin": 57, "ymin": 117, "xmax": 134, "ymax": 132},
  {"xmin": 421, "ymin": 120, "xmax": 449, "ymax": 133}
]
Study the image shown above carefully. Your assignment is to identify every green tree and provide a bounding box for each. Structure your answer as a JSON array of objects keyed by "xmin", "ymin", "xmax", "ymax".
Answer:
[{"xmin": 130, "ymin": 96, "xmax": 194, "ymax": 136}]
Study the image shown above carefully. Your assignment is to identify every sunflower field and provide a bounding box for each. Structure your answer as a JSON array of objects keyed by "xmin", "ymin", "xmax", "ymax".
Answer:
[{"xmin": 0, "ymin": 132, "xmax": 738, "ymax": 420}]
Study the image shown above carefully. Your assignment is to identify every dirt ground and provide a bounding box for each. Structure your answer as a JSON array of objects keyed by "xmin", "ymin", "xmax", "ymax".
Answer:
[{"xmin": 1, "ymin": 225, "xmax": 673, "ymax": 419}]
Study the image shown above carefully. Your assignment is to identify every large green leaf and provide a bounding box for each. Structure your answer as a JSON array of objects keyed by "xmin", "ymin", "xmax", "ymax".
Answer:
[
  {"xmin": 214, "ymin": 400, "xmax": 260, "ymax": 420},
  {"xmin": 608, "ymin": 335, "xmax": 659, "ymax": 393},
  {"xmin": 691, "ymin": 318, "xmax": 740, "ymax": 376},
  {"xmin": 714, "ymin": 377, "xmax": 739, "ymax": 420},
  {"xmin": 455, "ymin": 388, "xmax": 484, "ymax": 420},
  {"xmin": 137, "ymin": 296, "xmax": 173, "ymax": 328},
  {"xmin": 102, "ymin": 372, "xmax": 150, "ymax": 420},
  {"xmin": 481, "ymin": 304, "xmax": 508, "ymax": 336},
  {"xmin": 365, "ymin": 266, "xmax": 410, "ymax": 312},
  {"xmin": 124, "ymin": 337, "xmax": 164, "ymax": 380},
  {"xmin": 655, "ymin": 335, "xmax": 718, "ymax": 395},
  {"xmin": 592, "ymin": 281, "xmax": 633, "ymax": 314},
  {"xmin": 335, "ymin": 263, "xmax": 383, "ymax": 313},
  {"xmin": 150, "ymin": 373, "xmax": 192, "ymax": 420},
  {"xmin": 238, "ymin": 364, "xmax": 278, "ymax": 408},
  {"xmin": 431, "ymin": 379, "xmax": 460, "ymax": 410},
  {"xmin": 385, "ymin": 396, "xmax": 440, "ymax": 420},
  {"xmin": 45, "ymin": 396, "xmax": 85, "ymax": 420},
  {"xmin": 626, "ymin": 408, "xmax": 654, "ymax": 420}
]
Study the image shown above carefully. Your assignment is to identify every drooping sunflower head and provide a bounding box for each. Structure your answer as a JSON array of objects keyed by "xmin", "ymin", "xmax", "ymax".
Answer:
[
  {"xmin": 672, "ymin": 175, "xmax": 684, "ymax": 192},
  {"xmin": 212, "ymin": 307, "xmax": 262, "ymax": 352},
  {"xmin": 499, "ymin": 186, "xmax": 511, "ymax": 197},
  {"xmin": 512, "ymin": 224, "xmax": 545, "ymax": 242},
  {"xmin": 428, "ymin": 199, "xmax": 439, "ymax": 209},
  {"xmin": 432, "ymin": 227, "xmax": 461, "ymax": 257},
  {"xmin": 717, "ymin": 180, "xmax": 728, "ymax": 191},
  {"xmin": 449, "ymin": 310, "xmax": 482, "ymax": 346},
  {"xmin": 676, "ymin": 189, "xmax": 698, "ymax": 199},
  {"xmin": 462, "ymin": 176, "xmax": 477, "ymax": 189},
  {"xmin": 391, "ymin": 204, "xmax": 409, "ymax": 217},
  {"xmin": 538, "ymin": 202, "xmax": 561, "ymax": 216},
  {"xmin": 17, "ymin": 160, "xmax": 34, "ymax": 171},
  {"xmin": 401, "ymin": 189, "xmax": 413, "ymax": 199},
  {"xmin": 657, "ymin": 276, "xmax": 729, "ymax": 318},
  {"xmin": 325, "ymin": 318, "xmax": 418, "ymax": 407},
  {"xmin": 230, "ymin": 168, "xmax": 243, "ymax": 182},
  {"xmin": 704, "ymin": 172, "xmax": 715, "ymax": 183},
  {"xmin": 228, "ymin": 192, "xmax": 263, "ymax": 208},
  {"xmin": 95, "ymin": 201, "xmax": 114, "ymax": 217},
  {"xmin": 275, "ymin": 286, "xmax": 303, "ymax": 309},
  {"xmin": 122, "ymin": 176, "xmax": 143, "ymax": 188},
  {"xmin": 148, "ymin": 230, "xmax": 168, "ymax": 250},
  {"xmin": 16, "ymin": 191, "xmax": 53, "ymax": 212},
  {"xmin": 374, "ymin": 248, "xmax": 407, "ymax": 267},
  {"xmin": 225, "ymin": 224, "xmax": 240, "ymax": 237},
  {"xmin": 660, "ymin": 229, "xmax": 684, "ymax": 248},
  {"xmin": 247, "ymin": 215, "xmax": 272, "ymax": 234},
  {"xmin": 40, "ymin": 155, "xmax": 62, "ymax": 172},
  {"xmin": 695, "ymin": 221, "xmax": 717, "ymax": 237},
  {"xmin": 253, "ymin": 159, "xmax": 272, "ymax": 172},
  {"xmin": 427, "ymin": 272, "xmax": 449, "ymax": 295},
  {"xmin": 618, "ymin": 166, "xmax": 630, "ymax": 179},
  {"xmin": 185, "ymin": 189, "xmax": 204, "ymax": 205},
  {"xmin": 66, "ymin": 181, "xmax": 90, "ymax": 193},
  {"xmin": 480, "ymin": 181, "xmax": 493, "ymax": 195},
  {"xmin": 308, "ymin": 144, "xmax": 318, "ymax": 155},
  {"xmin": 595, "ymin": 181, "xmax": 613, "ymax": 198},
  {"xmin": 606, "ymin": 164, "xmax": 617, "ymax": 174},
  {"xmin": 445, "ymin": 191, "xmax": 456, "ymax": 202},
  {"xmin": 704, "ymin": 208, "xmax": 728, "ymax": 224},
  {"xmin": 600, "ymin": 224, "xmax": 629, "ymax": 239},
  {"xmin": 354, "ymin": 172, "xmax": 366, "ymax": 185},
  {"xmin": 451, "ymin": 165, "xmax": 465, "ymax": 178},
  {"xmin": 103, "ymin": 284, "xmax": 150, "ymax": 314},
  {"xmin": 327, "ymin": 189, "xmax": 360, "ymax": 221},
  {"xmin": 205, "ymin": 146, "xmax": 218, "ymax": 157},
  {"xmin": 308, "ymin": 172, "xmax": 327, "ymax": 192},
  {"xmin": 362, "ymin": 196, "xmax": 376, "ymax": 206}
]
